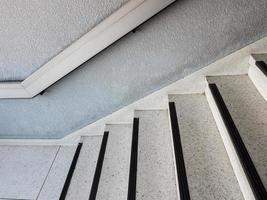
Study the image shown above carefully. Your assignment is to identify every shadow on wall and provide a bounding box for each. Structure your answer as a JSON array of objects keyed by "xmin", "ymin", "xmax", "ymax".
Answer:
[{"xmin": 0, "ymin": 0, "xmax": 267, "ymax": 138}]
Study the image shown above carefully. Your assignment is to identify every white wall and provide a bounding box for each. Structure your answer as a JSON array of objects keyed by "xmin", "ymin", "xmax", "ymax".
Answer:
[{"xmin": 0, "ymin": 0, "xmax": 128, "ymax": 80}]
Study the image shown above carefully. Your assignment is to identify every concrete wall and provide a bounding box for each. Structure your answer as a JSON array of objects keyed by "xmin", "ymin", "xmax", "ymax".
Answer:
[
  {"xmin": 0, "ymin": 0, "xmax": 128, "ymax": 80},
  {"xmin": 0, "ymin": 0, "xmax": 267, "ymax": 138}
]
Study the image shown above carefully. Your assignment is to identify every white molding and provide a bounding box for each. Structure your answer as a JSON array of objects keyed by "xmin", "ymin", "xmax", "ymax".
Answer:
[
  {"xmin": 0, "ymin": 0, "xmax": 175, "ymax": 99},
  {"xmin": 0, "ymin": 133, "xmax": 104, "ymax": 146},
  {"xmin": 0, "ymin": 138, "xmax": 80, "ymax": 146},
  {"xmin": 248, "ymin": 54, "xmax": 267, "ymax": 101},
  {"xmin": 0, "ymin": 82, "xmax": 30, "ymax": 98}
]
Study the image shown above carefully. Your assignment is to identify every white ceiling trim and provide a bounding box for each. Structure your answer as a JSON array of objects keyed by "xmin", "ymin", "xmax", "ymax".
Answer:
[{"xmin": 0, "ymin": 0, "xmax": 175, "ymax": 98}]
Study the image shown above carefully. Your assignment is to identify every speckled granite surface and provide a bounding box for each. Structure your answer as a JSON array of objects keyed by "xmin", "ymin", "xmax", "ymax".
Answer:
[
  {"xmin": 38, "ymin": 145, "xmax": 77, "ymax": 200},
  {"xmin": 96, "ymin": 124, "xmax": 132, "ymax": 200},
  {"xmin": 135, "ymin": 110, "xmax": 178, "ymax": 200},
  {"xmin": 169, "ymin": 94, "xmax": 244, "ymax": 200},
  {"xmin": 0, "ymin": 145, "xmax": 59, "ymax": 199},
  {"xmin": 207, "ymin": 75, "xmax": 267, "ymax": 190},
  {"xmin": 66, "ymin": 136, "xmax": 102, "ymax": 200}
]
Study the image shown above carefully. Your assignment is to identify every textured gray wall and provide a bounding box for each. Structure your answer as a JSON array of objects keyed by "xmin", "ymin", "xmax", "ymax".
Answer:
[
  {"xmin": 0, "ymin": 0, "xmax": 267, "ymax": 138},
  {"xmin": 0, "ymin": 0, "xmax": 128, "ymax": 81}
]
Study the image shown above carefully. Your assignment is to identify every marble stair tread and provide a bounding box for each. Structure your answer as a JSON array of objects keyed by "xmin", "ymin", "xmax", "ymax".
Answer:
[
  {"xmin": 37, "ymin": 145, "xmax": 77, "ymax": 200},
  {"xmin": 169, "ymin": 94, "xmax": 244, "ymax": 200},
  {"xmin": 0, "ymin": 145, "xmax": 59, "ymax": 200},
  {"xmin": 207, "ymin": 75, "xmax": 267, "ymax": 190},
  {"xmin": 95, "ymin": 124, "xmax": 132, "ymax": 200},
  {"xmin": 134, "ymin": 110, "xmax": 178, "ymax": 200},
  {"xmin": 66, "ymin": 136, "xmax": 103, "ymax": 200}
]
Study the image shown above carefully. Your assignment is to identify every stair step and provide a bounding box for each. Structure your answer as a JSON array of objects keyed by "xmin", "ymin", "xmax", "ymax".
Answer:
[
  {"xmin": 38, "ymin": 145, "xmax": 77, "ymax": 200},
  {"xmin": 169, "ymin": 94, "xmax": 244, "ymax": 200},
  {"xmin": 207, "ymin": 75, "xmax": 267, "ymax": 197},
  {"xmin": 169, "ymin": 102, "xmax": 190, "ymax": 200},
  {"xmin": 0, "ymin": 146, "xmax": 60, "ymax": 200},
  {"xmin": 65, "ymin": 136, "xmax": 103, "ymax": 200},
  {"xmin": 95, "ymin": 124, "xmax": 132, "ymax": 200},
  {"xmin": 134, "ymin": 110, "xmax": 178, "ymax": 200},
  {"xmin": 249, "ymin": 56, "xmax": 267, "ymax": 100}
]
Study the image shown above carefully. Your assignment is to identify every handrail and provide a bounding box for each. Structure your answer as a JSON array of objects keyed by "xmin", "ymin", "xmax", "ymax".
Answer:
[{"xmin": 0, "ymin": 0, "xmax": 175, "ymax": 99}]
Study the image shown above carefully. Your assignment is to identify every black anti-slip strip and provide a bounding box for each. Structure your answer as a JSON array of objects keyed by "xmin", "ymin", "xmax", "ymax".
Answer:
[
  {"xmin": 89, "ymin": 131, "xmax": 109, "ymax": 200},
  {"xmin": 59, "ymin": 142, "xmax": 83, "ymax": 200},
  {"xmin": 169, "ymin": 102, "xmax": 191, "ymax": 200},
  {"xmin": 255, "ymin": 61, "xmax": 267, "ymax": 76},
  {"xmin": 209, "ymin": 83, "xmax": 267, "ymax": 199},
  {"xmin": 127, "ymin": 118, "xmax": 139, "ymax": 200}
]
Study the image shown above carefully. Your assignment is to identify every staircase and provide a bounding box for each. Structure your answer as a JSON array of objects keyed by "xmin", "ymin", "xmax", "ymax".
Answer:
[{"xmin": 0, "ymin": 55, "xmax": 266, "ymax": 200}]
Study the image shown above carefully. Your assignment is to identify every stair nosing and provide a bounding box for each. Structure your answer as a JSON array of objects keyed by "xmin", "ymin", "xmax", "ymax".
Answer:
[{"xmin": 208, "ymin": 83, "xmax": 267, "ymax": 199}]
